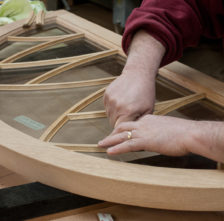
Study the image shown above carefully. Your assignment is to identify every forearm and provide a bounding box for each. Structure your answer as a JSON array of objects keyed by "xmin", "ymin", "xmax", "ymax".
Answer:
[
  {"xmin": 188, "ymin": 121, "xmax": 224, "ymax": 163},
  {"xmin": 123, "ymin": 30, "xmax": 165, "ymax": 81}
]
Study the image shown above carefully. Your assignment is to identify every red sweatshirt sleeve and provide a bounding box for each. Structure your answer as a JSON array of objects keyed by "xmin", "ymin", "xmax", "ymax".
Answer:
[{"xmin": 122, "ymin": 0, "xmax": 223, "ymax": 66}]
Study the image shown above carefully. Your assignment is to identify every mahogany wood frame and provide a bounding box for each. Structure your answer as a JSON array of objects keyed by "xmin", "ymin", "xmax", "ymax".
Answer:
[{"xmin": 0, "ymin": 10, "xmax": 224, "ymax": 211}]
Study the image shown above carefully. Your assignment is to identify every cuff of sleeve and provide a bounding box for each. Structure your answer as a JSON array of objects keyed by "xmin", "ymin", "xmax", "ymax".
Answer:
[{"xmin": 122, "ymin": 9, "xmax": 183, "ymax": 67}]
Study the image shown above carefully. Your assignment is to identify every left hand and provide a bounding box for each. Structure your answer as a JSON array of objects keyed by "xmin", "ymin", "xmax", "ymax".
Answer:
[{"xmin": 98, "ymin": 115, "xmax": 197, "ymax": 156}]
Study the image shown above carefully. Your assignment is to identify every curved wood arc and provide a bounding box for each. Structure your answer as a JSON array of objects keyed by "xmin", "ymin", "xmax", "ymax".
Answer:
[
  {"xmin": 1, "ymin": 33, "xmax": 84, "ymax": 63},
  {"xmin": 40, "ymin": 87, "xmax": 106, "ymax": 141},
  {"xmin": 1, "ymin": 121, "xmax": 224, "ymax": 211},
  {"xmin": 0, "ymin": 52, "xmax": 111, "ymax": 69},
  {"xmin": 0, "ymin": 77, "xmax": 115, "ymax": 91},
  {"xmin": 53, "ymin": 143, "xmax": 106, "ymax": 152},
  {"xmin": 26, "ymin": 49, "xmax": 118, "ymax": 84},
  {"xmin": 154, "ymin": 93, "xmax": 205, "ymax": 115},
  {"xmin": 7, "ymin": 34, "xmax": 78, "ymax": 42}
]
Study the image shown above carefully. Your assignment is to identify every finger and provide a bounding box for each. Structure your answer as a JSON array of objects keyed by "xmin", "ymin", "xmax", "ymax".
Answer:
[
  {"xmin": 107, "ymin": 139, "xmax": 143, "ymax": 155},
  {"xmin": 98, "ymin": 131, "xmax": 134, "ymax": 148},
  {"xmin": 111, "ymin": 121, "xmax": 137, "ymax": 135}
]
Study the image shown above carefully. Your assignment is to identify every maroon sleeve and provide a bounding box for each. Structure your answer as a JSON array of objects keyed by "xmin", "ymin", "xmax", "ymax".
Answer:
[{"xmin": 122, "ymin": 0, "xmax": 204, "ymax": 66}]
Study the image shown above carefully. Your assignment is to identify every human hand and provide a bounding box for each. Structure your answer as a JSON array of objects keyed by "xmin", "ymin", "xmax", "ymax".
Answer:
[
  {"xmin": 104, "ymin": 67, "xmax": 155, "ymax": 127},
  {"xmin": 98, "ymin": 115, "xmax": 197, "ymax": 156},
  {"xmin": 104, "ymin": 30, "xmax": 165, "ymax": 127}
]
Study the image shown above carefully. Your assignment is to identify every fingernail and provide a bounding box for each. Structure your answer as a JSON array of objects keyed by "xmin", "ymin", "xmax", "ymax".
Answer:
[
  {"xmin": 107, "ymin": 147, "xmax": 114, "ymax": 154},
  {"xmin": 98, "ymin": 140, "xmax": 103, "ymax": 146}
]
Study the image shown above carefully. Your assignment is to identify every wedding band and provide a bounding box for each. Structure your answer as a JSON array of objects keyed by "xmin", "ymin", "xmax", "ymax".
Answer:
[{"xmin": 127, "ymin": 131, "xmax": 132, "ymax": 140}]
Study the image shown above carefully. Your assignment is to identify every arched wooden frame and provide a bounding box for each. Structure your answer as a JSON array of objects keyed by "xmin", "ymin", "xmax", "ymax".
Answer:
[{"xmin": 1, "ymin": 10, "xmax": 224, "ymax": 212}]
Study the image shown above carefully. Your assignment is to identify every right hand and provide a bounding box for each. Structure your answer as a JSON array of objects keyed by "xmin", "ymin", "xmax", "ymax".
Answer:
[
  {"xmin": 104, "ymin": 30, "xmax": 165, "ymax": 127},
  {"xmin": 104, "ymin": 66, "xmax": 156, "ymax": 127}
]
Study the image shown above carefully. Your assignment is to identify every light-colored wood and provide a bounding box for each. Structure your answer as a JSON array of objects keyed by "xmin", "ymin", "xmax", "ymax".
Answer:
[
  {"xmin": 159, "ymin": 62, "xmax": 224, "ymax": 108},
  {"xmin": 26, "ymin": 49, "xmax": 118, "ymax": 84},
  {"xmin": 154, "ymin": 93, "xmax": 205, "ymax": 115},
  {"xmin": 1, "ymin": 10, "xmax": 224, "ymax": 212},
  {"xmin": 1, "ymin": 121, "xmax": 224, "ymax": 211},
  {"xmin": 29, "ymin": 202, "xmax": 114, "ymax": 221},
  {"xmin": 0, "ymin": 52, "xmax": 112, "ymax": 69},
  {"xmin": 54, "ymin": 143, "xmax": 107, "ymax": 153},
  {"xmin": 0, "ymin": 77, "xmax": 115, "ymax": 91},
  {"xmin": 7, "ymin": 34, "xmax": 78, "ymax": 42},
  {"xmin": 36, "ymin": 10, "xmax": 45, "ymax": 27},
  {"xmin": 30, "ymin": 204, "xmax": 224, "ymax": 221},
  {"xmin": 67, "ymin": 110, "xmax": 106, "ymax": 121},
  {"xmin": 23, "ymin": 10, "xmax": 36, "ymax": 28},
  {"xmin": 40, "ymin": 87, "xmax": 106, "ymax": 141},
  {"xmin": 1, "ymin": 33, "xmax": 84, "ymax": 63}
]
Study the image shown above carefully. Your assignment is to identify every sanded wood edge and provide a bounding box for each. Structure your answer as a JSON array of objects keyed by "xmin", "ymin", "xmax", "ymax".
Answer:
[
  {"xmin": 26, "ymin": 49, "xmax": 118, "ymax": 84},
  {"xmin": 53, "ymin": 143, "xmax": 107, "ymax": 153},
  {"xmin": 1, "ymin": 33, "xmax": 84, "ymax": 63},
  {"xmin": 7, "ymin": 34, "xmax": 78, "ymax": 42},
  {"xmin": 0, "ymin": 52, "xmax": 113, "ymax": 69},
  {"xmin": 154, "ymin": 93, "xmax": 205, "ymax": 115},
  {"xmin": 0, "ymin": 77, "xmax": 115, "ymax": 91},
  {"xmin": 1, "ymin": 120, "xmax": 224, "ymax": 211},
  {"xmin": 40, "ymin": 87, "xmax": 106, "ymax": 141}
]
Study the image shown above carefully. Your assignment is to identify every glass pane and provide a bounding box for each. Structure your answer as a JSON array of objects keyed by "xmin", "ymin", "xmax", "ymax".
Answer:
[
  {"xmin": 43, "ymin": 56, "xmax": 124, "ymax": 83},
  {"xmin": 0, "ymin": 66, "xmax": 54, "ymax": 84},
  {"xmin": 156, "ymin": 76, "xmax": 192, "ymax": 102},
  {"xmin": 0, "ymin": 85, "xmax": 105, "ymax": 138},
  {"xmin": 0, "ymin": 42, "xmax": 39, "ymax": 61},
  {"xmin": 20, "ymin": 25, "xmax": 72, "ymax": 37},
  {"xmin": 168, "ymin": 99, "xmax": 224, "ymax": 121},
  {"xmin": 17, "ymin": 38, "xmax": 104, "ymax": 62}
]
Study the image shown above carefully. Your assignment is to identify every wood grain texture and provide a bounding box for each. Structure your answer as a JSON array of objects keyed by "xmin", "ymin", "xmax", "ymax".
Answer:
[{"xmin": 1, "ymin": 121, "xmax": 224, "ymax": 211}]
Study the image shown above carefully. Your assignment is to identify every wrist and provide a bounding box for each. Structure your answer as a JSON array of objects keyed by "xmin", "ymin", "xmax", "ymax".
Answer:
[
  {"xmin": 123, "ymin": 30, "xmax": 165, "ymax": 80},
  {"xmin": 187, "ymin": 121, "xmax": 224, "ymax": 162}
]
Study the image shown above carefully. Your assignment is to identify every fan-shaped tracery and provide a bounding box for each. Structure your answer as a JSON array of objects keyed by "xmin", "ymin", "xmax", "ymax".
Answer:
[{"xmin": 1, "ymin": 10, "xmax": 224, "ymax": 211}]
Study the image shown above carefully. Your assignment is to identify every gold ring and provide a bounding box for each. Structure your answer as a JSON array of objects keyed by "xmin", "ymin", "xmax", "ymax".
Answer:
[{"xmin": 127, "ymin": 131, "xmax": 132, "ymax": 140}]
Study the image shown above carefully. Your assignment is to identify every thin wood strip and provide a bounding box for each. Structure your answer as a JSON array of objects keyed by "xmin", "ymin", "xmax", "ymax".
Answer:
[
  {"xmin": 7, "ymin": 34, "xmax": 77, "ymax": 42},
  {"xmin": 0, "ymin": 77, "xmax": 115, "ymax": 91},
  {"xmin": 23, "ymin": 10, "xmax": 36, "ymax": 28},
  {"xmin": 67, "ymin": 94, "xmax": 205, "ymax": 122},
  {"xmin": 53, "ymin": 143, "xmax": 107, "ymax": 153},
  {"xmin": 40, "ymin": 87, "xmax": 106, "ymax": 141},
  {"xmin": 67, "ymin": 110, "xmax": 106, "ymax": 120},
  {"xmin": 154, "ymin": 93, "xmax": 206, "ymax": 115},
  {"xmin": 159, "ymin": 62, "xmax": 224, "ymax": 108},
  {"xmin": 26, "ymin": 49, "xmax": 118, "ymax": 84},
  {"xmin": 36, "ymin": 10, "xmax": 45, "ymax": 27},
  {"xmin": 0, "ymin": 52, "xmax": 111, "ymax": 69},
  {"xmin": 1, "ymin": 33, "xmax": 84, "ymax": 63}
]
